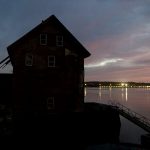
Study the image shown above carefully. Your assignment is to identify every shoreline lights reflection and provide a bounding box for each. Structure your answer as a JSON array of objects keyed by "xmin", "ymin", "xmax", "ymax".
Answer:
[
  {"xmin": 121, "ymin": 88, "xmax": 128, "ymax": 101},
  {"xmin": 84, "ymin": 85, "xmax": 128, "ymax": 102}
]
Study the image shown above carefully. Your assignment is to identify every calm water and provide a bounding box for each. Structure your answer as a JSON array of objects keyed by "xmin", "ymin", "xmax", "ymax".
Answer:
[{"xmin": 84, "ymin": 87, "xmax": 149, "ymax": 144}]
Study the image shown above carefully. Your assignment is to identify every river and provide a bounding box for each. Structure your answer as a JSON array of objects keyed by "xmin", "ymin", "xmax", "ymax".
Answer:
[{"xmin": 84, "ymin": 87, "xmax": 149, "ymax": 144}]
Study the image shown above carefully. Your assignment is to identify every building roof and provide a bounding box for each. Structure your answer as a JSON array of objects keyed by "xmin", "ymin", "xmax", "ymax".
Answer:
[{"xmin": 7, "ymin": 15, "xmax": 91, "ymax": 59}]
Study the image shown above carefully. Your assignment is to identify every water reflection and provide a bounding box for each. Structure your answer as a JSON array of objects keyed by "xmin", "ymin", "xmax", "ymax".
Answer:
[
  {"xmin": 84, "ymin": 87, "xmax": 149, "ymax": 144},
  {"xmin": 121, "ymin": 88, "xmax": 124, "ymax": 101},
  {"xmin": 121, "ymin": 88, "xmax": 128, "ymax": 101},
  {"xmin": 85, "ymin": 86, "xmax": 129, "ymax": 103},
  {"xmin": 85, "ymin": 87, "xmax": 150, "ymax": 117},
  {"xmin": 125, "ymin": 88, "xmax": 128, "ymax": 101},
  {"xmin": 109, "ymin": 87, "xmax": 112, "ymax": 100},
  {"xmin": 99, "ymin": 86, "xmax": 102, "ymax": 100},
  {"xmin": 84, "ymin": 86, "xmax": 87, "ymax": 97}
]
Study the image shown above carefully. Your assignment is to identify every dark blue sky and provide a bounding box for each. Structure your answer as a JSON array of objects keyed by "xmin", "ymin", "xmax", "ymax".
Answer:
[{"xmin": 1, "ymin": 0, "xmax": 150, "ymax": 82}]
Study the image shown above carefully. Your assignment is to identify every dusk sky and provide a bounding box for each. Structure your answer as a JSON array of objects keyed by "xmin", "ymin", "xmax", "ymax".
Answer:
[{"xmin": 0, "ymin": 0, "xmax": 150, "ymax": 82}]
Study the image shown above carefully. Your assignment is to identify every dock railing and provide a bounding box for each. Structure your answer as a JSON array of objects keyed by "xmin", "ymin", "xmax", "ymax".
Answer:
[{"xmin": 108, "ymin": 101, "xmax": 150, "ymax": 133}]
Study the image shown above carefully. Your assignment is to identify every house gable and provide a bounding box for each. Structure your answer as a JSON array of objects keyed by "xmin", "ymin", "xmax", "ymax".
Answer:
[{"xmin": 7, "ymin": 15, "xmax": 91, "ymax": 66}]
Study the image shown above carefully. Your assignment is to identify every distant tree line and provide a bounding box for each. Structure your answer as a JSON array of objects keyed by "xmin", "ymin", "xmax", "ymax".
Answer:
[{"xmin": 85, "ymin": 81, "xmax": 150, "ymax": 87}]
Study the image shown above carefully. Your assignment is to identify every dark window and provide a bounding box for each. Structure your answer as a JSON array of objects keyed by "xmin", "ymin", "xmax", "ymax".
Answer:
[
  {"xmin": 25, "ymin": 54, "xmax": 33, "ymax": 66},
  {"xmin": 48, "ymin": 56, "xmax": 55, "ymax": 67},
  {"xmin": 47, "ymin": 97, "xmax": 55, "ymax": 110},
  {"xmin": 56, "ymin": 36, "xmax": 63, "ymax": 47},
  {"xmin": 40, "ymin": 34, "xmax": 47, "ymax": 45}
]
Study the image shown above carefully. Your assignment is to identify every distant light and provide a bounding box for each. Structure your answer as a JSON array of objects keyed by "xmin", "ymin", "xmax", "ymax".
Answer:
[
  {"xmin": 121, "ymin": 83, "xmax": 124, "ymax": 87},
  {"xmin": 121, "ymin": 83, "xmax": 128, "ymax": 87}
]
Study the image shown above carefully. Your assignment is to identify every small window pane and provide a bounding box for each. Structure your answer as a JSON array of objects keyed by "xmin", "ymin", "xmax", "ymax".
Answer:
[
  {"xmin": 48, "ymin": 56, "xmax": 55, "ymax": 67},
  {"xmin": 40, "ymin": 34, "xmax": 47, "ymax": 45},
  {"xmin": 25, "ymin": 54, "xmax": 33, "ymax": 66},
  {"xmin": 47, "ymin": 97, "xmax": 55, "ymax": 110},
  {"xmin": 56, "ymin": 36, "xmax": 63, "ymax": 47}
]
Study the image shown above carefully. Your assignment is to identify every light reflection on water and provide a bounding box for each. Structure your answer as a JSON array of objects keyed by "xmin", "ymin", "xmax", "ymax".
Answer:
[
  {"xmin": 121, "ymin": 88, "xmax": 128, "ymax": 101},
  {"xmin": 125, "ymin": 88, "xmax": 128, "ymax": 101},
  {"xmin": 84, "ymin": 87, "xmax": 149, "ymax": 144},
  {"xmin": 84, "ymin": 87, "xmax": 129, "ymax": 104}
]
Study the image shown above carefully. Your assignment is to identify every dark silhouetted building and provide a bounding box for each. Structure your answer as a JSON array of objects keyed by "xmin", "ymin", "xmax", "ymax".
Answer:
[
  {"xmin": 2, "ymin": 16, "xmax": 121, "ymax": 147},
  {"xmin": 7, "ymin": 15, "xmax": 90, "ymax": 115},
  {"xmin": 0, "ymin": 74, "xmax": 12, "ymax": 107}
]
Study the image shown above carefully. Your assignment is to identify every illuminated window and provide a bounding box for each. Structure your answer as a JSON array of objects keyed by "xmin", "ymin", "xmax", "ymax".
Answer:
[
  {"xmin": 56, "ymin": 36, "xmax": 63, "ymax": 47},
  {"xmin": 48, "ymin": 56, "xmax": 55, "ymax": 67},
  {"xmin": 40, "ymin": 34, "xmax": 47, "ymax": 45},
  {"xmin": 47, "ymin": 97, "xmax": 55, "ymax": 110},
  {"xmin": 25, "ymin": 54, "xmax": 33, "ymax": 66}
]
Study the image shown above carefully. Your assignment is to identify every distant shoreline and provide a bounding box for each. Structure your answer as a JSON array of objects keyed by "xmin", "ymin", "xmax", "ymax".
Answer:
[{"xmin": 85, "ymin": 81, "xmax": 150, "ymax": 88}]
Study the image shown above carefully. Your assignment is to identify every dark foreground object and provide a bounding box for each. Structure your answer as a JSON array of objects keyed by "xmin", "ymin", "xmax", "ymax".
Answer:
[
  {"xmin": 1, "ymin": 103, "xmax": 121, "ymax": 148},
  {"xmin": 141, "ymin": 134, "xmax": 150, "ymax": 149}
]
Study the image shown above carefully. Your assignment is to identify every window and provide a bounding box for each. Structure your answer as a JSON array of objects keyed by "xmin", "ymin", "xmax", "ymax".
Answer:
[
  {"xmin": 47, "ymin": 97, "xmax": 55, "ymax": 110},
  {"xmin": 56, "ymin": 36, "xmax": 63, "ymax": 47},
  {"xmin": 25, "ymin": 54, "xmax": 33, "ymax": 66},
  {"xmin": 48, "ymin": 56, "xmax": 55, "ymax": 67},
  {"xmin": 40, "ymin": 34, "xmax": 47, "ymax": 45}
]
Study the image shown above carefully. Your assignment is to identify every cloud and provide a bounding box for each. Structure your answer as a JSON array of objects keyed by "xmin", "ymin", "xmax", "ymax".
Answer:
[
  {"xmin": 85, "ymin": 65, "xmax": 150, "ymax": 82},
  {"xmin": 85, "ymin": 58, "xmax": 123, "ymax": 68},
  {"xmin": 0, "ymin": 0, "xmax": 150, "ymax": 81}
]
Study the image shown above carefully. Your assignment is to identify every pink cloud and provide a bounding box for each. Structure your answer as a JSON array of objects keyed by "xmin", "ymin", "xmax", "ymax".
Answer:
[{"xmin": 85, "ymin": 66, "xmax": 150, "ymax": 82}]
